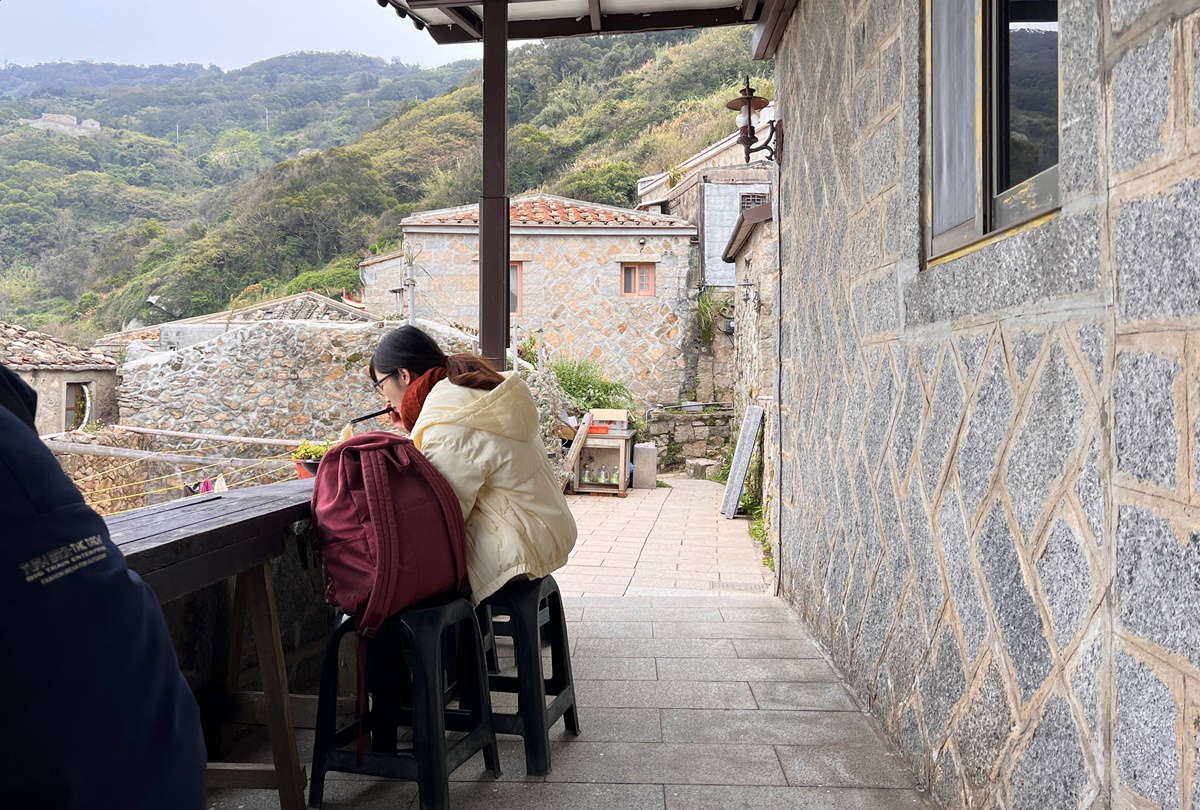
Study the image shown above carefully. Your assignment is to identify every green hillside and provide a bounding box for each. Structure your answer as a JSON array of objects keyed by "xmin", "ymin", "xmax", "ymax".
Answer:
[{"xmin": 0, "ymin": 27, "xmax": 771, "ymax": 343}]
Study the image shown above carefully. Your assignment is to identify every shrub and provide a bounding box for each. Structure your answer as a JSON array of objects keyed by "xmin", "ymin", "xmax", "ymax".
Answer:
[
  {"xmin": 548, "ymin": 357, "xmax": 631, "ymax": 412},
  {"xmin": 290, "ymin": 440, "xmax": 331, "ymax": 461}
]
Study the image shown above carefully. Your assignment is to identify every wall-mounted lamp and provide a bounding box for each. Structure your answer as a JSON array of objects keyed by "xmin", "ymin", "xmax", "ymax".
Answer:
[{"xmin": 726, "ymin": 76, "xmax": 776, "ymax": 163}]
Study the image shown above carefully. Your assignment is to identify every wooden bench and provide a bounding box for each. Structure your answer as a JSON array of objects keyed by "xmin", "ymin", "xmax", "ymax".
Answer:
[{"xmin": 107, "ymin": 478, "xmax": 316, "ymax": 810}]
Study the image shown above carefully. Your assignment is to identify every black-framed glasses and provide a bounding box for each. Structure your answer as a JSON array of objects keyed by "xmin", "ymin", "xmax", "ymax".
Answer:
[{"xmin": 371, "ymin": 370, "xmax": 397, "ymax": 392}]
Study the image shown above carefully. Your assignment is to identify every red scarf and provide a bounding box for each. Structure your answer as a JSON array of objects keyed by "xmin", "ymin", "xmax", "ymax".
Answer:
[{"xmin": 400, "ymin": 366, "xmax": 448, "ymax": 432}]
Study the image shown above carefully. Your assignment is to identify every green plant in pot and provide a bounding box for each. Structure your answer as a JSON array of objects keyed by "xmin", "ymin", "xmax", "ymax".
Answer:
[{"xmin": 291, "ymin": 440, "xmax": 331, "ymax": 476}]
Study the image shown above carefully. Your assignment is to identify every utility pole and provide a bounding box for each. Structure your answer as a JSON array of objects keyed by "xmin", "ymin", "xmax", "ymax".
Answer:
[{"xmin": 401, "ymin": 245, "xmax": 421, "ymax": 326}]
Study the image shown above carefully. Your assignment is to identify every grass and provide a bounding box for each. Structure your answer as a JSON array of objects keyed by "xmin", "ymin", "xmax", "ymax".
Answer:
[
  {"xmin": 695, "ymin": 287, "xmax": 723, "ymax": 344},
  {"xmin": 655, "ymin": 479, "xmax": 672, "ymax": 488},
  {"xmin": 710, "ymin": 449, "xmax": 773, "ymax": 570},
  {"xmin": 748, "ymin": 500, "xmax": 773, "ymax": 571}
]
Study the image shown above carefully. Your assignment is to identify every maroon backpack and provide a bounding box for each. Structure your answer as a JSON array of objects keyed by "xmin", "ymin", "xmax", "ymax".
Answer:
[{"xmin": 309, "ymin": 431, "xmax": 468, "ymax": 638}]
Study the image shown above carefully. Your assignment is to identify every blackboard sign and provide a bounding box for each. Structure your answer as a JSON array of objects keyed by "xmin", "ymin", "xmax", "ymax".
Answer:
[{"xmin": 721, "ymin": 405, "xmax": 764, "ymax": 519}]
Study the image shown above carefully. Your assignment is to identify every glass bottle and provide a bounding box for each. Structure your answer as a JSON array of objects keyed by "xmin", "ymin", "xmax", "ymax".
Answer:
[
  {"xmin": 582, "ymin": 463, "xmax": 591, "ymax": 483},
  {"xmin": 599, "ymin": 465, "xmax": 608, "ymax": 484}
]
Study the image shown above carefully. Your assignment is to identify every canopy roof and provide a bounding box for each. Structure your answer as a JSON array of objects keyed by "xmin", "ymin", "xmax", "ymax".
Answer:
[{"xmin": 380, "ymin": 0, "xmax": 773, "ymax": 44}]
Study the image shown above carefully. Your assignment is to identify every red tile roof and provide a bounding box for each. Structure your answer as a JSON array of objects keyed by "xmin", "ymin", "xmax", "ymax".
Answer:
[
  {"xmin": 1, "ymin": 323, "xmax": 117, "ymax": 370},
  {"xmin": 403, "ymin": 194, "xmax": 693, "ymax": 228}
]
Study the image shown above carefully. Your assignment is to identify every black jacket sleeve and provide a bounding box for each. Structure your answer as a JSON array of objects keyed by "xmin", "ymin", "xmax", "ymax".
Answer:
[{"xmin": 0, "ymin": 366, "xmax": 206, "ymax": 810}]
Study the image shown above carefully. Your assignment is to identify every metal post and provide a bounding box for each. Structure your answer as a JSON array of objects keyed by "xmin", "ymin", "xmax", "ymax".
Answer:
[
  {"xmin": 479, "ymin": 0, "xmax": 510, "ymax": 369},
  {"xmin": 405, "ymin": 259, "xmax": 416, "ymax": 326}
]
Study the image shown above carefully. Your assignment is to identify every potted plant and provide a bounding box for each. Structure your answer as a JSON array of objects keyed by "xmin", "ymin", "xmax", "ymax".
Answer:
[{"xmin": 291, "ymin": 440, "xmax": 331, "ymax": 478}]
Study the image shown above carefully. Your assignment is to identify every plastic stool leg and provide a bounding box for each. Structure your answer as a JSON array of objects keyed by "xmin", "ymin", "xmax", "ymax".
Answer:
[
  {"xmin": 513, "ymin": 597, "xmax": 552, "ymax": 775},
  {"xmin": 477, "ymin": 605, "xmax": 500, "ymax": 674},
  {"xmin": 408, "ymin": 622, "xmax": 451, "ymax": 810},
  {"xmin": 465, "ymin": 611, "xmax": 502, "ymax": 778},
  {"xmin": 546, "ymin": 589, "xmax": 581, "ymax": 736},
  {"xmin": 309, "ymin": 617, "xmax": 352, "ymax": 809},
  {"xmin": 367, "ymin": 636, "xmax": 401, "ymax": 754}
]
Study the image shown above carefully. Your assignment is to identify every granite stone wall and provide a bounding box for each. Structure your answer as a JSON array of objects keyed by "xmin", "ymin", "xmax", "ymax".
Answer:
[
  {"xmin": 732, "ymin": 220, "xmax": 781, "ymax": 562},
  {"xmin": 774, "ymin": 0, "xmax": 1200, "ymax": 807}
]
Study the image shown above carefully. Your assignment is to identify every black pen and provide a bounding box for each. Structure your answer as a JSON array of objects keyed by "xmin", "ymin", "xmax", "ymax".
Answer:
[{"xmin": 349, "ymin": 406, "xmax": 395, "ymax": 425}]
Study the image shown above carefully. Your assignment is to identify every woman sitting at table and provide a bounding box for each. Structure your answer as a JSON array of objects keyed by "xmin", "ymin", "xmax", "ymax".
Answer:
[{"xmin": 368, "ymin": 325, "xmax": 576, "ymax": 602}]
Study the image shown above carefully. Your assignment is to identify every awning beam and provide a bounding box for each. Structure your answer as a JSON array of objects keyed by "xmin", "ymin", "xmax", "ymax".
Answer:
[{"xmin": 413, "ymin": 6, "xmax": 760, "ymax": 43}]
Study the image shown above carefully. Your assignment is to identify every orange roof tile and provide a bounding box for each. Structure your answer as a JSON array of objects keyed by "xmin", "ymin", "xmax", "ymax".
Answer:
[{"xmin": 403, "ymin": 194, "xmax": 692, "ymax": 228}]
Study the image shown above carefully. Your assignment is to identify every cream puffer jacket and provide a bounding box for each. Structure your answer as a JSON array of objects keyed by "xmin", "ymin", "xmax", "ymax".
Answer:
[{"xmin": 409, "ymin": 372, "xmax": 577, "ymax": 602}]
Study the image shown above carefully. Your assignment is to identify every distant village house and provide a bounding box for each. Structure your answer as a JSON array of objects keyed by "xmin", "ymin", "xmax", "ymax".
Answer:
[{"xmin": 16, "ymin": 113, "xmax": 102, "ymax": 137}]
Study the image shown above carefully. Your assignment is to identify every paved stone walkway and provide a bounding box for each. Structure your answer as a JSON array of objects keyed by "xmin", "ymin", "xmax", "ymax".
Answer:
[{"xmin": 210, "ymin": 476, "xmax": 932, "ymax": 810}]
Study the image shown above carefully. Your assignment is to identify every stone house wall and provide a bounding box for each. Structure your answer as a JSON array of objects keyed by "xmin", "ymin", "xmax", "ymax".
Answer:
[
  {"xmin": 732, "ymin": 220, "xmax": 779, "ymax": 420},
  {"xmin": 773, "ymin": 0, "xmax": 1200, "ymax": 807},
  {"xmin": 370, "ymin": 229, "xmax": 699, "ymax": 405},
  {"xmin": 692, "ymin": 311, "xmax": 737, "ymax": 403},
  {"xmin": 17, "ymin": 367, "xmax": 119, "ymax": 435}
]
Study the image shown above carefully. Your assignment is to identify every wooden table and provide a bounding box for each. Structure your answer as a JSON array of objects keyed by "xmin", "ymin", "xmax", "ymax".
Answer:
[{"xmin": 106, "ymin": 479, "xmax": 315, "ymax": 810}]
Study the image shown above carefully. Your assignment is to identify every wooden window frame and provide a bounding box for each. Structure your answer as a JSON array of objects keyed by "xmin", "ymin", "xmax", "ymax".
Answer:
[
  {"xmin": 509, "ymin": 261, "xmax": 523, "ymax": 315},
  {"xmin": 925, "ymin": 0, "xmax": 1061, "ymax": 260},
  {"xmin": 621, "ymin": 263, "xmax": 656, "ymax": 297},
  {"xmin": 64, "ymin": 381, "xmax": 90, "ymax": 431}
]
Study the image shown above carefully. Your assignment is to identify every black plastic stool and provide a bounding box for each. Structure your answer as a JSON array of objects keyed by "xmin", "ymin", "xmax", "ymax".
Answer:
[
  {"xmin": 478, "ymin": 575, "xmax": 580, "ymax": 775},
  {"xmin": 308, "ymin": 597, "xmax": 501, "ymax": 810}
]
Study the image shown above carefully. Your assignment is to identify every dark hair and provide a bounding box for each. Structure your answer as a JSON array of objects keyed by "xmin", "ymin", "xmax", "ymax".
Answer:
[{"xmin": 370, "ymin": 325, "xmax": 504, "ymax": 391}]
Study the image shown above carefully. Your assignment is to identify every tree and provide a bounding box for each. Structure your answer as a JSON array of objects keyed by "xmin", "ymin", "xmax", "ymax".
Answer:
[{"xmin": 553, "ymin": 162, "xmax": 642, "ymax": 208}]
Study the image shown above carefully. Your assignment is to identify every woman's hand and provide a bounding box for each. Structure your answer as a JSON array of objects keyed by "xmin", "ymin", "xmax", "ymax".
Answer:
[{"xmin": 384, "ymin": 401, "xmax": 409, "ymax": 433}]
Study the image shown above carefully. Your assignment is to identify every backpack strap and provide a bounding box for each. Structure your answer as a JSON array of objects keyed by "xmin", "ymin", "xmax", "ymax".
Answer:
[
  {"xmin": 355, "ymin": 444, "xmax": 405, "ymax": 638},
  {"xmin": 400, "ymin": 443, "xmax": 470, "ymax": 596}
]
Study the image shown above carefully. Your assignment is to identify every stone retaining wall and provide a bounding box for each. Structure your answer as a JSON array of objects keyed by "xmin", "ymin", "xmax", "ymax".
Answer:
[
  {"xmin": 118, "ymin": 320, "xmax": 474, "ymax": 442},
  {"xmin": 646, "ymin": 410, "xmax": 733, "ymax": 470}
]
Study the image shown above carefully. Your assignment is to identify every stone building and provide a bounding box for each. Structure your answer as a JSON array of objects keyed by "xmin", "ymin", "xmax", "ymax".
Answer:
[
  {"xmin": 363, "ymin": 195, "xmax": 699, "ymax": 404},
  {"xmin": 1, "ymin": 322, "xmax": 117, "ymax": 435},
  {"xmin": 638, "ymin": 109, "xmax": 775, "ymax": 289},
  {"xmin": 637, "ymin": 129, "xmax": 777, "ymax": 404},
  {"xmin": 16, "ymin": 113, "xmax": 101, "ymax": 137},
  {"xmin": 750, "ymin": 0, "xmax": 1200, "ymax": 806}
]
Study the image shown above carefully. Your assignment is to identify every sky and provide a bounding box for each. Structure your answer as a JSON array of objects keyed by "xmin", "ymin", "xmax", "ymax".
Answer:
[{"xmin": 0, "ymin": 0, "xmax": 482, "ymax": 70}]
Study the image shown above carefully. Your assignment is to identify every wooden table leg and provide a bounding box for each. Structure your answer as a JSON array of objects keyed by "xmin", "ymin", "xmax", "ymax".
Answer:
[
  {"xmin": 204, "ymin": 576, "xmax": 247, "ymax": 759},
  {"xmin": 241, "ymin": 562, "xmax": 307, "ymax": 810}
]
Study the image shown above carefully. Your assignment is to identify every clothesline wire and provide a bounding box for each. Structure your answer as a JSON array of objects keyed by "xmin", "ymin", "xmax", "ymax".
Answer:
[
  {"xmin": 82, "ymin": 447, "xmax": 287, "ymax": 496},
  {"xmin": 68, "ymin": 441, "xmax": 228, "ymax": 484},
  {"xmin": 89, "ymin": 453, "xmax": 292, "ymax": 511}
]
